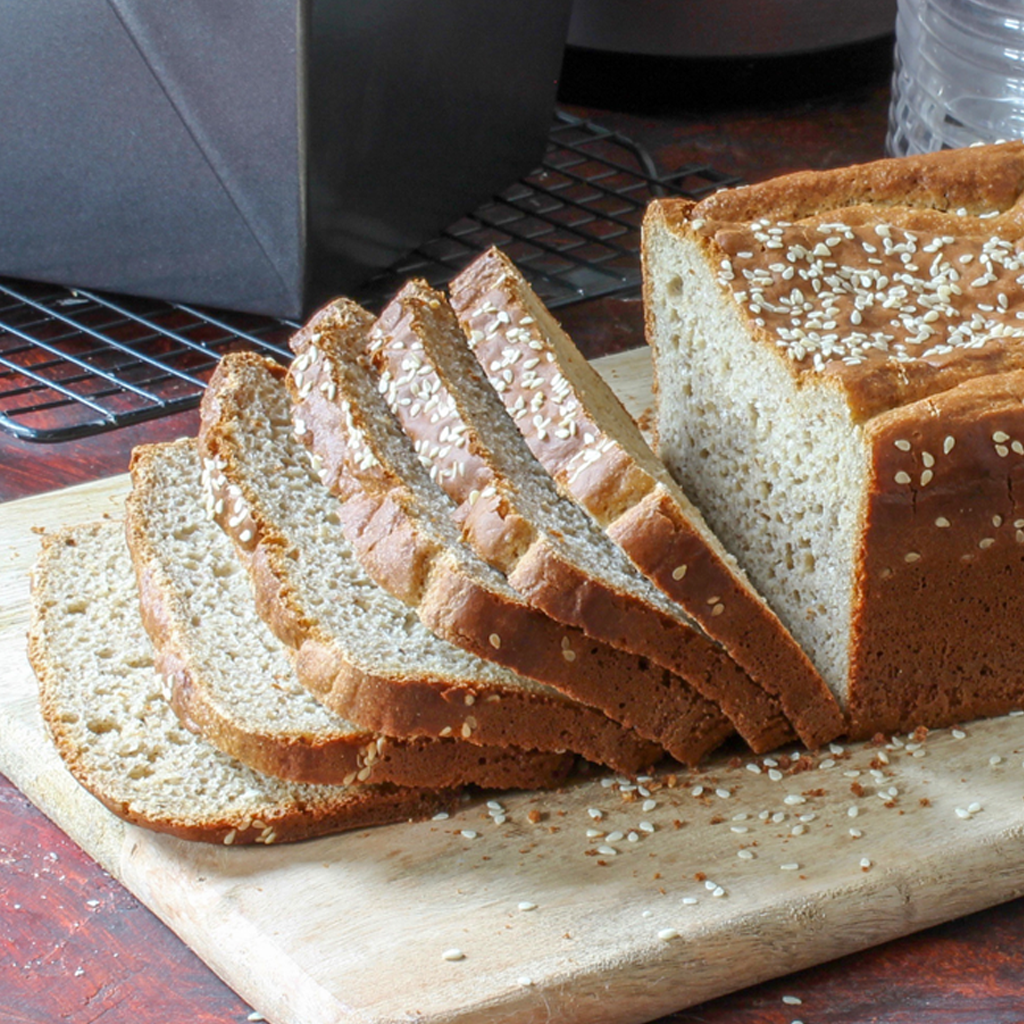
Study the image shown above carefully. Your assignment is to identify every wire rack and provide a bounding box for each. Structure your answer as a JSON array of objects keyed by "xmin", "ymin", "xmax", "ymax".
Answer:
[{"xmin": 0, "ymin": 111, "xmax": 741, "ymax": 443}]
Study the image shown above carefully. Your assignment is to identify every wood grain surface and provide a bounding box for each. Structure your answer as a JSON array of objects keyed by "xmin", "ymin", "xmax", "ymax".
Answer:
[{"xmin": 7, "ymin": 351, "xmax": 1024, "ymax": 1024}]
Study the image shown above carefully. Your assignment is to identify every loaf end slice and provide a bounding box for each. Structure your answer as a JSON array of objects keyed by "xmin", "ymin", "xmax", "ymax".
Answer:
[{"xmin": 29, "ymin": 522, "xmax": 458, "ymax": 845}]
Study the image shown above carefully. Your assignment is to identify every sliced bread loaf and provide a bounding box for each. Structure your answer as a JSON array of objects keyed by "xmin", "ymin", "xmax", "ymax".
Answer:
[
  {"xmin": 29, "ymin": 521, "xmax": 457, "ymax": 845},
  {"xmin": 288, "ymin": 304, "xmax": 729, "ymax": 765},
  {"xmin": 449, "ymin": 247, "xmax": 845, "ymax": 749},
  {"xmin": 197, "ymin": 353, "xmax": 662, "ymax": 774},
  {"xmin": 642, "ymin": 142, "xmax": 1024, "ymax": 737},
  {"xmin": 125, "ymin": 438, "xmax": 573, "ymax": 790},
  {"xmin": 361, "ymin": 279, "xmax": 791, "ymax": 753}
]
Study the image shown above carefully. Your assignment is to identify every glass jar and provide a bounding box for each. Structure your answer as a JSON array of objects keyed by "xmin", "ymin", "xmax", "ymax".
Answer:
[{"xmin": 887, "ymin": 0, "xmax": 1024, "ymax": 156}]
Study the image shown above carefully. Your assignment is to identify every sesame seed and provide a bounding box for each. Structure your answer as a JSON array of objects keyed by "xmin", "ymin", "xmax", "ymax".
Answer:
[
  {"xmin": 442, "ymin": 949, "xmax": 465, "ymax": 961},
  {"xmin": 780, "ymin": 863, "xmax": 801, "ymax": 871},
  {"xmin": 860, "ymin": 858, "xmax": 873, "ymax": 869},
  {"xmin": 658, "ymin": 928, "xmax": 680, "ymax": 941},
  {"xmin": 783, "ymin": 996, "xmax": 803, "ymax": 1006},
  {"xmin": 849, "ymin": 828, "xmax": 863, "ymax": 838},
  {"xmin": 671, "ymin": 564, "xmax": 688, "ymax": 581},
  {"xmin": 461, "ymin": 830, "xmax": 478, "ymax": 839},
  {"xmin": 518, "ymin": 901, "xmax": 537, "ymax": 912},
  {"xmin": 488, "ymin": 633, "xmax": 501, "ymax": 649}
]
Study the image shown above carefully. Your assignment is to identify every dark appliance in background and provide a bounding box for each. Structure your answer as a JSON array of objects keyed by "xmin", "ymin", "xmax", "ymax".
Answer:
[
  {"xmin": 559, "ymin": 0, "xmax": 898, "ymax": 109},
  {"xmin": 0, "ymin": 1, "xmax": 572, "ymax": 319}
]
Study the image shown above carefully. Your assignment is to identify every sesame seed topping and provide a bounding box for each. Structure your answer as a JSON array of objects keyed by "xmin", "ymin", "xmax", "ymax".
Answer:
[
  {"xmin": 442, "ymin": 948, "xmax": 465, "ymax": 961},
  {"xmin": 488, "ymin": 633, "xmax": 501, "ymax": 649},
  {"xmin": 671, "ymin": 564, "xmax": 688, "ymax": 581}
]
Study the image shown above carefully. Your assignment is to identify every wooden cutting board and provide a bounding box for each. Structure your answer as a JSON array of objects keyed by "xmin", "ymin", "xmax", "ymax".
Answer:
[{"xmin": 5, "ymin": 349, "xmax": 1024, "ymax": 1024}]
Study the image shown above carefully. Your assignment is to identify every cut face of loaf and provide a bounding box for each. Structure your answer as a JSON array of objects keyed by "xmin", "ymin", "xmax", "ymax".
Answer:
[
  {"xmin": 449, "ymin": 247, "xmax": 844, "ymax": 749},
  {"xmin": 29, "ymin": 521, "xmax": 458, "ymax": 845},
  {"xmin": 643, "ymin": 140, "xmax": 1024, "ymax": 737},
  {"xmin": 362, "ymin": 279, "xmax": 789, "ymax": 754},
  {"xmin": 126, "ymin": 436, "xmax": 572, "ymax": 791},
  {"xmin": 199, "ymin": 353, "xmax": 660, "ymax": 775},
  {"xmin": 288, "ymin": 303, "xmax": 727, "ymax": 766}
]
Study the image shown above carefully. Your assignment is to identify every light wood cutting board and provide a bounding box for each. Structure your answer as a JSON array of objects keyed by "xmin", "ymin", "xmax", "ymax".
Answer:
[{"xmin": 5, "ymin": 349, "xmax": 1024, "ymax": 1024}]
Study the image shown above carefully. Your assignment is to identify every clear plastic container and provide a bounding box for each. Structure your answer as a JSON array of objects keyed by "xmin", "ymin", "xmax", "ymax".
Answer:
[{"xmin": 886, "ymin": 0, "xmax": 1024, "ymax": 156}]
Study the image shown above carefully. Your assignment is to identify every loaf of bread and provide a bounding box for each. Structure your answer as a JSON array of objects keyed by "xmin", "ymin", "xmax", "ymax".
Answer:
[
  {"xmin": 643, "ymin": 141, "xmax": 1024, "ymax": 738},
  {"xmin": 361, "ymin": 279, "xmax": 791, "ymax": 754},
  {"xmin": 287, "ymin": 306, "xmax": 729, "ymax": 765},
  {"xmin": 29, "ymin": 522, "xmax": 459, "ymax": 844},
  {"xmin": 449, "ymin": 248, "xmax": 844, "ymax": 749}
]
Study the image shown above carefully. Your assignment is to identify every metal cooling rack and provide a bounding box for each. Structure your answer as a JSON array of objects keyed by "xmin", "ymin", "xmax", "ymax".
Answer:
[{"xmin": 0, "ymin": 111, "xmax": 741, "ymax": 443}]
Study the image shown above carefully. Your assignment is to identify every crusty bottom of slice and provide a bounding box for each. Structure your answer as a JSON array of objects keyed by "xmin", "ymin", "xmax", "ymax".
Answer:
[{"xmin": 28, "ymin": 522, "xmax": 458, "ymax": 845}]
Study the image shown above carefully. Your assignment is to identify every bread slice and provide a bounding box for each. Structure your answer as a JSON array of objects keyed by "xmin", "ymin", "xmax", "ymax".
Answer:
[
  {"xmin": 642, "ymin": 141, "xmax": 1024, "ymax": 737},
  {"xmin": 125, "ymin": 438, "xmax": 573, "ymax": 791},
  {"xmin": 360, "ymin": 279, "xmax": 790, "ymax": 754},
  {"xmin": 288, "ymin": 304, "xmax": 729, "ymax": 765},
  {"xmin": 197, "ymin": 354, "xmax": 662, "ymax": 775},
  {"xmin": 29, "ymin": 521, "xmax": 457, "ymax": 845},
  {"xmin": 449, "ymin": 247, "xmax": 845, "ymax": 749}
]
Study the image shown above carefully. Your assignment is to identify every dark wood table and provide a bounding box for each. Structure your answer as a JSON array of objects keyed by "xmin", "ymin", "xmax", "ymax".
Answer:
[{"xmin": 6, "ymin": 54, "xmax": 1024, "ymax": 1024}]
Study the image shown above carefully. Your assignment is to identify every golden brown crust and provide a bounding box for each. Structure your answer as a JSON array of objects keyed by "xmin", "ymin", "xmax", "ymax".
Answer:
[
  {"xmin": 292, "ymin": 633, "xmax": 662, "ymax": 774},
  {"xmin": 650, "ymin": 143, "xmax": 1024, "ymax": 423},
  {"xmin": 847, "ymin": 370, "xmax": 1024, "ymax": 737},
  {"xmin": 690, "ymin": 141, "xmax": 1024, "ymax": 225}
]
